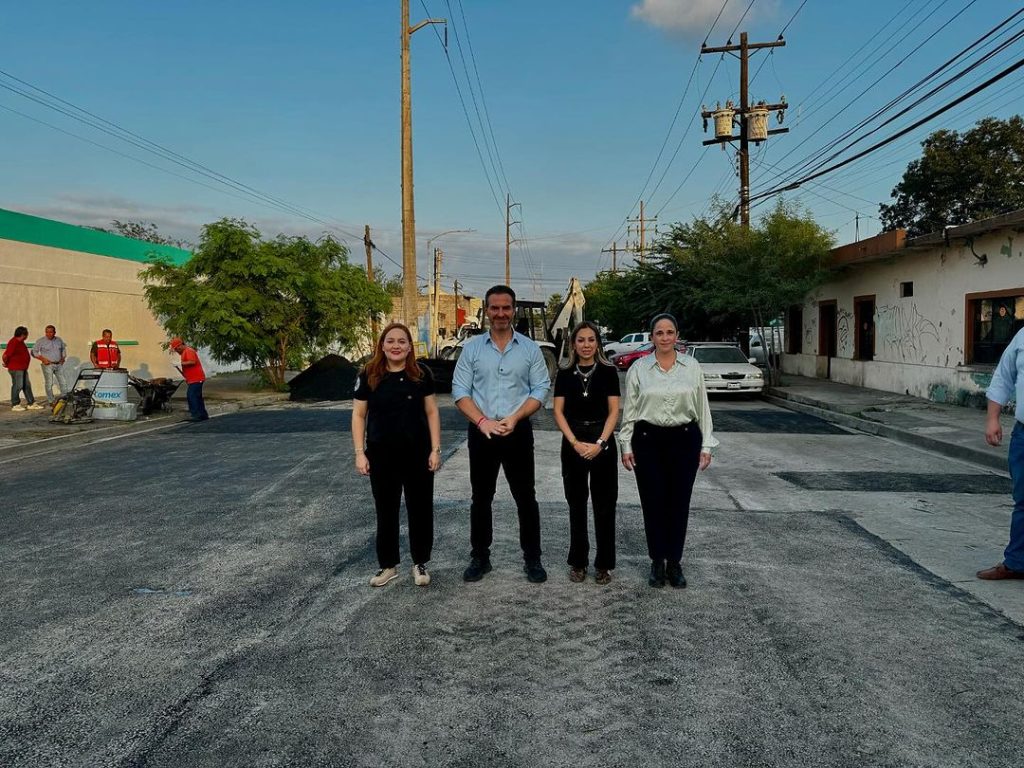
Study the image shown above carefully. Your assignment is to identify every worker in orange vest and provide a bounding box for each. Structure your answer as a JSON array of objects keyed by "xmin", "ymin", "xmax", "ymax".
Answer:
[{"xmin": 90, "ymin": 329, "xmax": 122, "ymax": 369}]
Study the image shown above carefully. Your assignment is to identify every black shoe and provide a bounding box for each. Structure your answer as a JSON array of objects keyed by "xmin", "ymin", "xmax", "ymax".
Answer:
[
  {"xmin": 524, "ymin": 559, "xmax": 547, "ymax": 583},
  {"xmin": 666, "ymin": 562, "xmax": 687, "ymax": 589},
  {"xmin": 648, "ymin": 560, "xmax": 666, "ymax": 588},
  {"xmin": 463, "ymin": 556, "xmax": 492, "ymax": 582}
]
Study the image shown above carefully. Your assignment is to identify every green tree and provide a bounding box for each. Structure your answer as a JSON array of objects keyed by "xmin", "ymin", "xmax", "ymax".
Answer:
[
  {"xmin": 545, "ymin": 292, "xmax": 563, "ymax": 321},
  {"xmin": 141, "ymin": 218, "xmax": 390, "ymax": 388},
  {"xmin": 662, "ymin": 200, "xmax": 833, "ymax": 382},
  {"xmin": 93, "ymin": 219, "xmax": 192, "ymax": 249},
  {"xmin": 879, "ymin": 116, "xmax": 1024, "ymax": 236},
  {"xmin": 583, "ymin": 270, "xmax": 641, "ymax": 339}
]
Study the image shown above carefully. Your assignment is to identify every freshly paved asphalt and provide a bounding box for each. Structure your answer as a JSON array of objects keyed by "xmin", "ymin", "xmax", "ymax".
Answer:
[{"xmin": 2, "ymin": 399, "xmax": 1023, "ymax": 767}]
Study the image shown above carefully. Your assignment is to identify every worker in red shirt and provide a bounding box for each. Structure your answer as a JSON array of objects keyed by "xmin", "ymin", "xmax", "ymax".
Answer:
[
  {"xmin": 90, "ymin": 329, "xmax": 122, "ymax": 369},
  {"xmin": 170, "ymin": 337, "xmax": 209, "ymax": 421},
  {"xmin": 3, "ymin": 326, "xmax": 43, "ymax": 411}
]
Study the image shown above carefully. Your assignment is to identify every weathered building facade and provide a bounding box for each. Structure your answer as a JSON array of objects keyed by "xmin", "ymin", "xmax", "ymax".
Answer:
[
  {"xmin": 783, "ymin": 210, "xmax": 1024, "ymax": 404},
  {"xmin": 0, "ymin": 207, "xmax": 191, "ymax": 394}
]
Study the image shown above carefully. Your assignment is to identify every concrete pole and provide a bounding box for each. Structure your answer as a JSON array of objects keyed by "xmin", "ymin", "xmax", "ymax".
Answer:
[{"xmin": 400, "ymin": 0, "xmax": 418, "ymax": 333}]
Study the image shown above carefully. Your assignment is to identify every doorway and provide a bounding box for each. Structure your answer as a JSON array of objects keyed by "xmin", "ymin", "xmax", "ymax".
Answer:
[
  {"xmin": 854, "ymin": 296, "xmax": 875, "ymax": 361},
  {"xmin": 818, "ymin": 301, "xmax": 837, "ymax": 378}
]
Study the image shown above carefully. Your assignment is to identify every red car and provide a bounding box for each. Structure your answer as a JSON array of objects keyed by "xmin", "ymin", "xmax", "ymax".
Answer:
[{"xmin": 614, "ymin": 340, "xmax": 687, "ymax": 370}]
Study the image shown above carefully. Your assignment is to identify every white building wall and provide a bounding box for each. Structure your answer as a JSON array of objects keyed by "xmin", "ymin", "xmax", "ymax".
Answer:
[{"xmin": 783, "ymin": 229, "xmax": 1024, "ymax": 402}]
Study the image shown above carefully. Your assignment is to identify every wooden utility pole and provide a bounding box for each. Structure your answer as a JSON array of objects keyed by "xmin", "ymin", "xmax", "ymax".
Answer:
[
  {"xmin": 400, "ymin": 0, "xmax": 445, "ymax": 331},
  {"xmin": 601, "ymin": 241, "xmax": 621, "ymax": 273},
  {"xmin": 364, "ymin": 224, "xmax": 379, "ymax": 344},
  {"xmin": 626, "ymin": 201, "xmax": 657, "ymax": 263},
  {"xmin": 505, "ymin": 193, "xmax": 521, "ymax": 285},
  {"xmin": 701, "ymin": 32, "xmax": 788, "ymax": 227},
  {"xmin": 431, "ymin": 247, "xmax": 442, "ymax": 356},
  {"xmin": 453, "ymin": 279, "xmax": 462, "ymax": 329}
]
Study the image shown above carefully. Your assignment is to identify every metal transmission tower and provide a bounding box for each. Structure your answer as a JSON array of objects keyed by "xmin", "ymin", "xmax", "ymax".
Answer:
[
  {"xmin": 401, "ymin": 0, "xmax": 445, "ymax": 332},
  {"xmin": 700, "ymin": 32, "xmax": 788, "ymax": 227}
]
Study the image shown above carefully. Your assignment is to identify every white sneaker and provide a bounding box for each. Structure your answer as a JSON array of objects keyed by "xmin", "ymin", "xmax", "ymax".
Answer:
[
  {"xmin": 25, "ymin": 403, "xmax": 44, "ymax": 410},
  {"xmin": 413, "ymin": 564, "xmax": 431, "ymax": 586},
  {"xmin": 11, "ymin": 405, "xmax": 26, "ymax": 412},
  {"xmin": 369, "ymin": 567, "xmax": 398, "ymax": 587}
]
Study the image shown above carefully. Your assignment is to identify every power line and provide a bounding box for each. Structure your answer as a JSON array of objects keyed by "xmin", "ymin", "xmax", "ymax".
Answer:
[{"xmin": 750, "ymin": 52, "xmax": 1024, "ymax": 204}]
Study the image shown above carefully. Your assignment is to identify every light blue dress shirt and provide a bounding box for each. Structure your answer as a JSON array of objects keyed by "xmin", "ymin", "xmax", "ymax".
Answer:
[
  {"xmin": 988, "ymin": 326, "xmax": 1024, "ymax": 423},
  {"xmin": 452, "ymin": 331, "xmax": 550, "ymax": 419}
]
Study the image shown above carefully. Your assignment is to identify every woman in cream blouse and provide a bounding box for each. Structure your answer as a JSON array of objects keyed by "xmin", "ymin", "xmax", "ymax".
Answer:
[{"xmin": 620, "ymin": 313, "xmax": 718, "ymax": 588}]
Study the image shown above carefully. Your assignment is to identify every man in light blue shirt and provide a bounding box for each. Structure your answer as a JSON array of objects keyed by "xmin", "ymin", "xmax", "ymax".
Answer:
[
  {"xmin": 452, "ymin": 285, "xmax": 550, "ymax": 583},
  {"xmin": 32, "ymin": 325, "xmax": 68, "ymax": 405},
  {"xmin": 979, "ymin": 325, "xmax": 1024, "ymax": 580}
]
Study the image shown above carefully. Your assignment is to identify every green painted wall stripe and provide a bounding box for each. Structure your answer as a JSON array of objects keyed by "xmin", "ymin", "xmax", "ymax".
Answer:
[{"xmin": 0, "ymin": 207, "xmax": 191, "ymax": 266}]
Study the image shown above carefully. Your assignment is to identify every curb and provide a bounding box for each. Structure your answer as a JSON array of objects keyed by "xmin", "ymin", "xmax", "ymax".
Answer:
[
  {"xmin": 0, "ymin": 393, "xmax": 288, "ymax": 463},
  {"xmin": 763, "ymin": 390, "xmax": 1007, "ymax": 473}
]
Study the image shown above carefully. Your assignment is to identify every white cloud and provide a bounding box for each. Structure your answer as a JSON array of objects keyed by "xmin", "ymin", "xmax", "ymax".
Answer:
[{"xmin": 631, "ymin": 0, "xmax": 779, "ymax": 39}]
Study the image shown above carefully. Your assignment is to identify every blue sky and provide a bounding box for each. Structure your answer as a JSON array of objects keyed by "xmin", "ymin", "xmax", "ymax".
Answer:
[{"xmin": 2, "ymin": 0, "xmax": 1021, "ymax": 298}]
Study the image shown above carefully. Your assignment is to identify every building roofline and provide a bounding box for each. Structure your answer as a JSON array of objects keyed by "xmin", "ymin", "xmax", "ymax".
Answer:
[
  {"xmin": 0, "ymin": 207, "xmax": 191, "ymax": 266},
  {"xmin": 830, "ymin": 207, "xmax": 1024, "ymax": 268}
]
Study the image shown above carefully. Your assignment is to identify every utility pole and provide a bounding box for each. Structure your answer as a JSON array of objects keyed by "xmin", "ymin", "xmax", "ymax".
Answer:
[
  {"xmin": 453, "ymin": 279, "xmax": 462, "ymax": 330},
  {"xmin": 505, "ymin": 193, "xmax": 521, "ymax": 285},
  {"xmin": 626, "ymin": 201, "xmax": 657, "ymax": 263},
  {"xmin": 701, "ymin": 32, "xmax": 788, "ymax": 228},
  {"xmin": 431, "ymin": 247, "xmax": 442, "ymax": 356},
  {"xmin": 401, "ymin": 0, "xmax": 445, "ymax": 333},
  {"xmin": 601, "ymin": 241, "xmax": 621, "ymax": 273},
  {"xmin": 364, "ymin": 225, "xmax": 379, "ymax": 344}
]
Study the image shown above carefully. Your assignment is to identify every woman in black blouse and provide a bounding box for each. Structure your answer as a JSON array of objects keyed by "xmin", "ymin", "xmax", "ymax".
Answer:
[
  {"xmin": 552, "ymin": 321, "xmax": 621, "ymax": 584},
  {"xmin": 352, "ymin": 323, "xmax": 442, "ymax": 588}
]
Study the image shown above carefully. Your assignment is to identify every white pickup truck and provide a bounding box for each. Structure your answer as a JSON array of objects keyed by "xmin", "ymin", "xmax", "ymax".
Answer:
[{"xmin": 603, "ymin": 331, "xmax": 651, "ymax": 360}]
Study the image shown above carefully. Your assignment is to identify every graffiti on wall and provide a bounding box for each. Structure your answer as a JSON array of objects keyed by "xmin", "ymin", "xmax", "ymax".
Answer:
[
  {"xmin": 837, "ymin": 308, "xmax": 853, "ymax": 356},
  {"xmin": 875, "ymin": 303, "xmax": 939, "ymax": 361}
]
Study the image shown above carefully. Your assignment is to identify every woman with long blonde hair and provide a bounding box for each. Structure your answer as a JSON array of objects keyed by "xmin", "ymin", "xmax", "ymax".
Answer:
[{"xmin": 352, "ymin": 323, "xmax": 442, "ymax": 588}]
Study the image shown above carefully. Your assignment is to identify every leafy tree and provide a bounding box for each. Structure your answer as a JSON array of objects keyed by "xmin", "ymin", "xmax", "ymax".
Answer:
[
  {"xmin": 545, "ymin": 292, "xmax": 563, "ymax": 321},
  {"xmin": 591, "ymin": 200, "xmax": 832, "ymax": 382},
  {"xmin": 583, "ymin": 270, "xmax": 641, "ymax": 339},
  {"xmin": 660, "ymin": 200, "xmax": 833, "ymax": 382},
  {"xmin": 879, "ymin": 116, "xmax": 1024, "ymax": 236},
  {"xmin": 141, "ymin": 218, "xmax": 390, "ymax": 388},
  {"xmin": 374, "ymin": 268, "xmax": 404, "ymax": 297},
  {"xmin": 93, "ymin": 219, "xmax": 192, "ymax": 249}
]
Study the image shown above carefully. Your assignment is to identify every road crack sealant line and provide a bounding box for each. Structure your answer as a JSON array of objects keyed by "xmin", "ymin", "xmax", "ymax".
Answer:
[
  {"xmin": 763, "ymin": 393, "xmax": 1008, "ymax": 473},
  {"xmin": 835, "ymin": 514, "xmax": 1024, "ymax": 635}
]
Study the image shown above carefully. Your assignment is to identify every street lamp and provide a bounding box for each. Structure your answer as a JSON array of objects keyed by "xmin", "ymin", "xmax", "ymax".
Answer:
[{"xmin": 425, "ymin": 229, "xmax": 475, "ymax": 356}]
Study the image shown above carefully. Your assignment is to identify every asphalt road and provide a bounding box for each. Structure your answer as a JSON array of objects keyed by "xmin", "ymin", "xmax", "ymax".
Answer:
[{"xmin": 2, "ymin": 398, "xmax": 1023, "ymax": 767}]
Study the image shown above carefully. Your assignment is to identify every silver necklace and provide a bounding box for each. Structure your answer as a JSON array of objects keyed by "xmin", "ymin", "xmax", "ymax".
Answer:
[{"xmin": 575, "ymin": 363, "xmax": 596, "ymax": 398}]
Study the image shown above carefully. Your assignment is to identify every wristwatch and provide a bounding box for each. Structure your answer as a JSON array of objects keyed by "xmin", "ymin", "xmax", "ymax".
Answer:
[{"xmin": 595, "ymin": 438, "xmax": 606, "ymax": 449}]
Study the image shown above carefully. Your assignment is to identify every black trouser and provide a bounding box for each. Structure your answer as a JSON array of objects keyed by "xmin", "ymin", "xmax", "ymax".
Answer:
[
  {"xmin": 561, "ymin": 420, "xmax": 617, "ymax": 570},
  {"xmin": 366, "ymin": 438, "xmax": 434, "ymax": 569},
  {"xmin": 467, "ymin": 419, "xmax": 541, "ymax": 561},
  {"xmin": 632, "ymin": 420, "xmax": 702, "ymax": 564}
]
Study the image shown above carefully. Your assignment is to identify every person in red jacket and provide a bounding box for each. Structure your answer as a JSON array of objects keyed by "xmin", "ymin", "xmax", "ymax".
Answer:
[
  {"xmin": 2, "ymin": 326, "xmax": 43, "ymax": 412},
  {"xmin": 90, "ymin": 329, "xmax": 121, "ymax": 369},
  {"xmin": 170, "ymin": 337, "xmax": 209, "ymax": 421}
]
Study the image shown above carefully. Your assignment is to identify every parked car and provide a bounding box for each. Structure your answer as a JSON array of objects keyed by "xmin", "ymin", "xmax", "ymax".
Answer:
[
  {"xmin": 749, "ymin": 326, "xmax": 785, "ymax": 364},
  {"xmin": 604, "ymin": 331, "xmax": 651, "ymax": 360},
  {"xmin": 614, "ymin": 340, "xmax": 687, "ymax": 371},
  {"xmin": 685, "ymin": 343, "xmax": 764, "ymax": 395}
]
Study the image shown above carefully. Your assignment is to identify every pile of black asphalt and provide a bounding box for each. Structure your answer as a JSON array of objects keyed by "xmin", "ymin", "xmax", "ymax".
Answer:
[{"xmin": 288, "ymin": 354, "xmax": 360, "ymax": 401}]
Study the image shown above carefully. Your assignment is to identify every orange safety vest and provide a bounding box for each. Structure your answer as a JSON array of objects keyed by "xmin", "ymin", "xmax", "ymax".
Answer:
[{"xmin": 95, "ymin": 340, "xmax": 121, "ymax": 368}]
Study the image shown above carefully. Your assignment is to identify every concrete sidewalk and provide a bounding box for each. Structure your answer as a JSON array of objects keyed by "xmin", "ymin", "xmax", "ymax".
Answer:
[
  {"xmin": 765, "ymin": 373, "xmax": 1009, "ymax": 472},
  {"xmin": 0, "ymin": 370, "xmax": 288, "ymax": 461}
]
